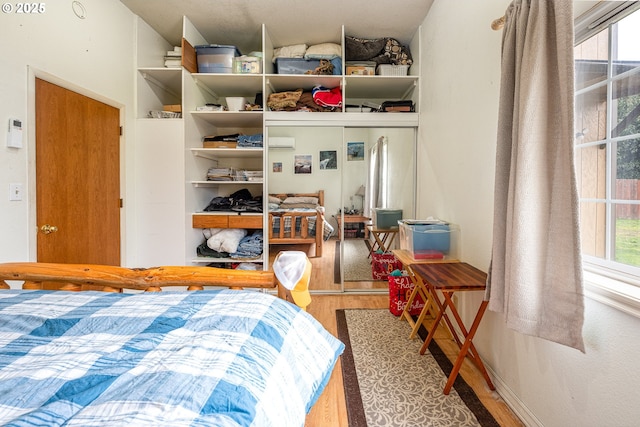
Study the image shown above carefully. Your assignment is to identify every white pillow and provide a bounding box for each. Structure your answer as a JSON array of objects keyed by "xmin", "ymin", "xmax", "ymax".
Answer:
[
  {"xmin": 272, "ymin": 44, "xmax": 308, "ymax": 62},
  {"xmin": 282, "ymin": 196, "xmax": 319, "ymax": 205},
  {"xmin": 305, "ymin": 43, "xmax": 342, "ymax": 60}
]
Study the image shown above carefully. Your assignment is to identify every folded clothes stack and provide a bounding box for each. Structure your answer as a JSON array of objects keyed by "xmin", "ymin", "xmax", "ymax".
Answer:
[{"xmin": 231, "ymin": 230, "xmax": 264, "ymax": 259}]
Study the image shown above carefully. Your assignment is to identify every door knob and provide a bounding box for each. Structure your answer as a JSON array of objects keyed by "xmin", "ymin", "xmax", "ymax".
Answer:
[{"xmin": 40, "ymin": 224, "xmax": 58, "ymax": 234}]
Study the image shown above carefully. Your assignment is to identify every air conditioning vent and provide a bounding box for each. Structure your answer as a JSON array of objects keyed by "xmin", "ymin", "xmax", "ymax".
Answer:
[{"xmin": 268, "ymin": 137, "xmax": 295, "ymax": 149}]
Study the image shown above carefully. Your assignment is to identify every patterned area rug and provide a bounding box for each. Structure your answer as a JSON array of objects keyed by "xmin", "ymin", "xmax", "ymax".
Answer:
[
  {"xmin": 336, "ymin": 309, "xmax": 499, "ymax": 427},
  {"xmin": 334, "ymin": 240, "xmax": 380, "ymax": 283}
]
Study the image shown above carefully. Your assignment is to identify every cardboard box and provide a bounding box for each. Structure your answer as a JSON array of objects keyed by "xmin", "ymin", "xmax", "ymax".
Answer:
[{"xmin": 163, "ymin": 104, "xmax": 181, "ymax": 113}]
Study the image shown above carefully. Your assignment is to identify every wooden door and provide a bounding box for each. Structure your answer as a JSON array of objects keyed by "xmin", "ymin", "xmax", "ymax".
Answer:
[{"xmin": 36, "ymin": 78, "xmax": 121, "ymax": 265}]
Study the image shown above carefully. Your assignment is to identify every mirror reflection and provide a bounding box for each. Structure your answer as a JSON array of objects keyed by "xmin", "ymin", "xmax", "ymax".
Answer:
[
  {"xmin": 267, "ymin": 126, "xmax": 415, "ymax": 292},
  {"xmin": 342, "ymin": 128, "xmax": 415, "ymax": 291}
]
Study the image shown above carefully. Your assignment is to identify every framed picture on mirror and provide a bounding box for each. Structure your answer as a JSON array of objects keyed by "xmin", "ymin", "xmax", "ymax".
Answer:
[
  {"xmin": 294, "ymin": 154, "xmax": 312, "ymax": 174},
  {"xmin": 319, "ymin": 150, "xmax": 337, "ymax": 170},
  {"xmin": 347, "ymin": 142, "xmax": 365, "ymax": 161}
]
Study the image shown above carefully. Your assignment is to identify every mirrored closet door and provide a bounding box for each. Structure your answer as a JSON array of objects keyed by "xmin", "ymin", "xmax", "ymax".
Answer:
[
  {"xmin": 342, "ymin": 127, "xmax": 416, "ymax": 292},
  {"xmin": 266, "ymin": 125, "xmax": 415, "ymax": 292},
  {"xmin": 267, "ymin": 126, "xmax": 343, "ymax": 292}
]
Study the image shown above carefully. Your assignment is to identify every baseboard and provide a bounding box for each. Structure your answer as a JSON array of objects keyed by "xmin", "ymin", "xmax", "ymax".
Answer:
[{"xmin": 484, "ymin": 363, "xmax": 543, "ymax": 427}]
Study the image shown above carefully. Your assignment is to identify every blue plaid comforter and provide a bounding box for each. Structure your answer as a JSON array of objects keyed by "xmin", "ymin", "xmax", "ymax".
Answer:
[{"xmin": 0, "ymin": 289, "xmax": 344, "ymax": 426}]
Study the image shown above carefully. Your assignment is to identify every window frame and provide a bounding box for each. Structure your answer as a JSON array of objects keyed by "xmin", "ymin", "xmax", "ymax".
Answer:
[{"xmin": 575, "ymin": 1, "xmax": 640, "ymax": 318}]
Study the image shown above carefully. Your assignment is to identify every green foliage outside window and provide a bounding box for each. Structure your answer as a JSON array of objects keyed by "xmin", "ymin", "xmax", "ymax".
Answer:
[{"xmin": 616, "ymin": 94, "xmax": 640, "ymax": 179}]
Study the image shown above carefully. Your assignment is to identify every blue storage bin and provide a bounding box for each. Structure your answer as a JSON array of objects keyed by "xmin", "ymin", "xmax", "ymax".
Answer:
[
  {"xmin": 399, "ymin": 221, "xmax": 457, "ymax": 260},
  {"xmin": 274, "ymin": 58, "xmax": 321, "ymax": 74},
  {"xmin": 375, "ymin": 209, "xmax": 402, "ymax": 229},
  {"xmin": 196, "ymin": 45, "xmax": 241, "ymax": 73}
]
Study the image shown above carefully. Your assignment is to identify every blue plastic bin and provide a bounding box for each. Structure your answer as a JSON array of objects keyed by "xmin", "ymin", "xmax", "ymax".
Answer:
[
  {"xmin": 399, "ymin": 221, "xmax": 455, "ymax": 259},
  {"xmin": 196, "ymin": 45, "xmax": 241, "ymax": 73}
]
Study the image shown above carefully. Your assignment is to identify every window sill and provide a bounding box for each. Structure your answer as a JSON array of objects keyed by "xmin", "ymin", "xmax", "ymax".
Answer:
[{"xmin": 583, "ymin": 268, "xmax": 640, "ymax": 319}]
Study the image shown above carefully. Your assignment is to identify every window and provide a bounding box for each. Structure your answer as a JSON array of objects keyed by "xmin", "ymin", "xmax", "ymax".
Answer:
[{"xmin": 575, "ymin": 4, "xmax": 640, "ymax": 286}]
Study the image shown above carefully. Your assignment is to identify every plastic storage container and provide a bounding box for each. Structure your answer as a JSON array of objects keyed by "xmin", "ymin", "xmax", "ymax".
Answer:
[
  {"xmin": 196, "ymin": 45, "xmax": 241, "ymax": 73},
  {"xmin": 375, "ymin": 208, "xmax": 402, "ymax": 229},
  {"xmin": 377, "ymin": 64, "xmax": 409, "ymax": 76},
  {"xmin": 275, "ymin": 58, "xmax": 321, "ymax": 74},
  {"xmin": 399, "ymin": 220, "xmax": 459, "ymax": 260},
  {"xmin": 233, "ymin": 55, "xmax": 262, "ymax": 74},
  {"xmin": 346, "ymin": 61, "xmax": 376, "ymax": 75}
]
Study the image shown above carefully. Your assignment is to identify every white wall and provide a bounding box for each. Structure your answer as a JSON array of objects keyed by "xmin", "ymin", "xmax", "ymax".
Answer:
[
  {"xmin": 0, "ymin": 1, "xmax": 137, "ymax": 266},
  {"xmin": 419, "ymin": 1, "xmax": 640, "ymax": 426}
]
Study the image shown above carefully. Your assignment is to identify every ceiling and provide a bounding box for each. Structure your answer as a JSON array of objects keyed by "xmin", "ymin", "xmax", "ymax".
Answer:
[{"xmin": 119, "ymin": 0, "xmax": 434, "ymax": 54}]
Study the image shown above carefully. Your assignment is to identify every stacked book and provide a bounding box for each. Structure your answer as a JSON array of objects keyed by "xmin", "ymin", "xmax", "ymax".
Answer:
[{"xmin": 164, "ymin": 46, "xmax": 182, "ymax": 68}]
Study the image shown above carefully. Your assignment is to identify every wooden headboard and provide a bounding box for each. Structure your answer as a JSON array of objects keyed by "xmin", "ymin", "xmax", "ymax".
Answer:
[
  {"xmin": 270, "ymin": 190, "xmax": 324, "ymax": 206},
  {"xmin": 0, "ymin": 262, "xmax": 276, "ymax": 293}
]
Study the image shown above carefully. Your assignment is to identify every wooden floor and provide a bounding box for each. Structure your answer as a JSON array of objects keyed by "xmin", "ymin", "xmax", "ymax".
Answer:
[{"xmin": 268, "ymin": 240, "xmax": 524, "ymax": 426}]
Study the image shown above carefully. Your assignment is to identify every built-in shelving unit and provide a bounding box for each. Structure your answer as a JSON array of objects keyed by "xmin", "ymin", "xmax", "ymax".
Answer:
[{"xmin": 135, "ymin": 15, "xmax": 421, "ymax": 269}]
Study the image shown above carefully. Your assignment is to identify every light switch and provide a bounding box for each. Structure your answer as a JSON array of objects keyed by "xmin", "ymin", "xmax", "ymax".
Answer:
[{"xmin": 9, "ymin": 183, "xmax": 23, "ymax": 201}]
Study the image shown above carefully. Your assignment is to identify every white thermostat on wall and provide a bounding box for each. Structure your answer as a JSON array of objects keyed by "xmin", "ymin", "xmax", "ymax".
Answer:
[{"xmin": 7, "ymin": 118, "xmax": 23, "ymax": 149}]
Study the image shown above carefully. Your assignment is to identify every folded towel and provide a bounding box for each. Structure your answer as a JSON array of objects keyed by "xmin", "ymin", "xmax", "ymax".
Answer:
[{"xmin": 207, "ymin": 228, "xmax": 247, "ymax": 254}]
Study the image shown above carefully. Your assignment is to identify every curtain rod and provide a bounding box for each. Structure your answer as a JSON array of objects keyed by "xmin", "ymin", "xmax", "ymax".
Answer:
[{"xmin": 491, "ymin": 15, "xmax": 505, "ymax": 30}]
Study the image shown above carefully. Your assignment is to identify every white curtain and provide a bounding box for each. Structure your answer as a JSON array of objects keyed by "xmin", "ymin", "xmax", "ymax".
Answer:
[
  {"xmin": 365, "ymin": 136, "xmax": 386, "ymax": 217},
  {"xmin": 486, "ymin": 0, "xmax": 585, "ymax": 352}
]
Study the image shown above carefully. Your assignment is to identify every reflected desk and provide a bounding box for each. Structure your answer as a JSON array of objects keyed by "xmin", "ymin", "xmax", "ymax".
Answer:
[
  {"xmin": 410, "ymin": 262, "xmax": 495, "ymax": 395},
  {"xmin": 337, "ymin": 214, "xmax": 370, "ymax": 239},
  {"xmin": 366, "ymin": 225, "xmax": 399, "ymax": 257}
]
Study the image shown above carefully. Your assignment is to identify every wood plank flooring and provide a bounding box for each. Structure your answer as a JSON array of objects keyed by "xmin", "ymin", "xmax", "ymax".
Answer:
[{"xmin": 268, "ymin": 239, "xmax": 524, "ymax": 426}]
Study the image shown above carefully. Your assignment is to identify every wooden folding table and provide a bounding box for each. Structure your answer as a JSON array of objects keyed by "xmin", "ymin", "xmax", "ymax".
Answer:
[
  {"xmin": 366, "ymin": 225, "xmax": 399, "ymax": 257},
  {"xmin": 392, "ymin": 249, "xmax": 457, "ymax": 339},
  {"xmin": 410, "ymin": 262, "xmax": 495, "ymax": 395}
]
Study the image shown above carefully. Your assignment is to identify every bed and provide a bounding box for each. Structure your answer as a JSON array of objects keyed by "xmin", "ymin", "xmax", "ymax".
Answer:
[
  {"xmin": 268, "ymin": 190, "xmax": 331, "ymax": 257},
  {"xmin": 0, "ymin": 262, "xmax": 343, "ymax": 427}
]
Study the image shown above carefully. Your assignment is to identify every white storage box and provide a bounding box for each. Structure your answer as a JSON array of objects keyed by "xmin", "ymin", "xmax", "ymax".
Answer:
[
  {"xmin": 377, "ymin": 64, "xmax": 409, "ymax": 76},
  {"xmin": 233, "ymin": 56, "xmax": 262, "ymax": 74}
]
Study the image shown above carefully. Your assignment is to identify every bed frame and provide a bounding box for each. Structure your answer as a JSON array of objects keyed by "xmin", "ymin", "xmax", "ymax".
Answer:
[
  {"xmin": 0, "ymin": 262, "xmax": 300, "ymax": 306},
  {"xmin": 268, "ymin": 190, "xmax": 325, "ymax": 257}
]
